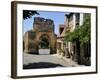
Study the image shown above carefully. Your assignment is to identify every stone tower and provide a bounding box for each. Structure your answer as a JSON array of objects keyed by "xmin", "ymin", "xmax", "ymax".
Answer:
[{"xmin": 23, "ymin": 17, "xmax": 56, "ymax": 54}]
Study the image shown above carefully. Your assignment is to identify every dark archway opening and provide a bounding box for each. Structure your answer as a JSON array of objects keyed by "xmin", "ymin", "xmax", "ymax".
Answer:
[
  {"xmin": 39, "ymin": 34, "xmax": 50, "ymax": 49},
  {"xmin": 39, "ymin": 37, "xmax": 49, "ymax": 48}
]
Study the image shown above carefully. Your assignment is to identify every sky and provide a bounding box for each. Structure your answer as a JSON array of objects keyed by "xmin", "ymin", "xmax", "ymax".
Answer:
[{"xmin": 23, "ymin": 11, "xmax": 69, "ymax": 35}]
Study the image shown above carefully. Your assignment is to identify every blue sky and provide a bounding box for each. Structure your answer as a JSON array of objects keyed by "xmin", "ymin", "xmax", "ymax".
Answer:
[{"xmin": 23, "ymin": 11, "xmax": 69, "ymax": 35}]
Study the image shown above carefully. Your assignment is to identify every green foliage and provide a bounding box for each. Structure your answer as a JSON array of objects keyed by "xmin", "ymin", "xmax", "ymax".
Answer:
[
  {"xmin": 65, "ymin": 27, "xmax": 79, "ymax": 42},
  {"xmin": 64, "ymin": 14, "xmax": 91, "ymax": 44},
  {"xmin": 23, "ymin": 10, "xmax": 39, "ymax": 20}
]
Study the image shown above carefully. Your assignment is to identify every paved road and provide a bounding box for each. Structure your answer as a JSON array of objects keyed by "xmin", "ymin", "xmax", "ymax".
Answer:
[{"xmin": 23, "ymin": 53, "xmax": 82, "ymax": 69}]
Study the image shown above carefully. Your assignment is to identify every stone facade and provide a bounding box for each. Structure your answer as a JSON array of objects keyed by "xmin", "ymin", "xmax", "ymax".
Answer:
[
  {"xmin": 57, "ymin": 13, "xmax": 91, "ymax": 66},
  {"xmin": 23, "ymin": 17, "xmax": 57, "ymax": 54}
]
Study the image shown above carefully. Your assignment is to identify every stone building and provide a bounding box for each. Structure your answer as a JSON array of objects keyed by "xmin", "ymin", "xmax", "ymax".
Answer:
[
  {"xmin": 56, "ymin": 24, "xmax": 67, "ymax": 56},
  {"xmin": 65, "ymin": 13, "xmax": 83, "ymax": 62},
  {"xmin": 57, "ymin": 13, "xmax": 91, "ymax": 66},
  {"xmin": 23, "ymin": 17, "xmax": 57, "ymax": 54},
  {"xmin": 65, "ymin": 13, "xmax": 91, "ymax": 66}
]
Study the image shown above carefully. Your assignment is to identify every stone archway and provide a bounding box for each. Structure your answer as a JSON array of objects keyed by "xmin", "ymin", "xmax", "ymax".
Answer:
[
  {"xmin": 24, "ymin": 17, "xmax": 57, "ymax": 54},
  {"xmin": 39, "ymin": 34, "xmax": 50, "ymax": 54},
  {"xmin": 39, "ymin": 37, "xmax": 49, "ymax": 49}
]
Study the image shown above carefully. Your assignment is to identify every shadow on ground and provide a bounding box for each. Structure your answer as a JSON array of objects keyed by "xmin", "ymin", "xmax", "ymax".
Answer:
[
  {"xmin": 23, "ymin": 62, "xmax": 64, "ymax": 69},
  {"xmin": 27, "ymin": 52, "xmax": 39, "ymax": 55}
]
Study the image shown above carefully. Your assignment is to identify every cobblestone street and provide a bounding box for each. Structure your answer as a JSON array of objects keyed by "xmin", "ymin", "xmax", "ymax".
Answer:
[{"xmin": 23, "ymin": 53, "xmax": 83, "ymax": 69}]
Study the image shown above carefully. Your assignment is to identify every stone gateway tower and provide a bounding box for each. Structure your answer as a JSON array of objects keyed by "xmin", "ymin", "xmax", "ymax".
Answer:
[{"xmin": 23, "ymin": 17, "xmax": 57, "ymax": 54}]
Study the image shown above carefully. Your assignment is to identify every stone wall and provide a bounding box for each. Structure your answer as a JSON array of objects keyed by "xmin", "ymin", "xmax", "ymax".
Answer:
[
  {"xmin": 23, "ymin": 17, "xmax": 56, "ymax": 54},
  {"xmin": 33, "ymin": 17, "xmax": 54, "ymax": 31}
]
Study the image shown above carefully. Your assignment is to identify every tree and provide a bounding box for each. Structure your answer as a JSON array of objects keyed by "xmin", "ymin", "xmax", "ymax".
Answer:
[
  {"xmin": 23, "ymin": 10, "xmax": 39, "ymax": 20},
  {"xmin": 79, "ymin": 14, "xmax": 91, "ymax": 44}
]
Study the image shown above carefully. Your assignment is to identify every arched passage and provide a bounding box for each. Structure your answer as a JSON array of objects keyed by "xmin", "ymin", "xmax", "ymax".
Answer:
[
  {"xmin": 38, "ymin": 34, "xmax": 51, "ymax": 55},
  {"xmin": 39, "ymin": 34, "xmax": 50, "ymax": 49}
]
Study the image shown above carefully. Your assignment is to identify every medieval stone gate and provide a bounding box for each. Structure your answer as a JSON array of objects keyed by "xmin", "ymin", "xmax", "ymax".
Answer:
[{"xmin": 23, "ymin": 17, "xmax": 57, "ymax": 54}]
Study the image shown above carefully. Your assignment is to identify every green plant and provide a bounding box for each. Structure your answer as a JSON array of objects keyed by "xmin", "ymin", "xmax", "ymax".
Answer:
[{"xmin": 64, "ymin": 13, "xmax": 91, "ymax": 45}]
